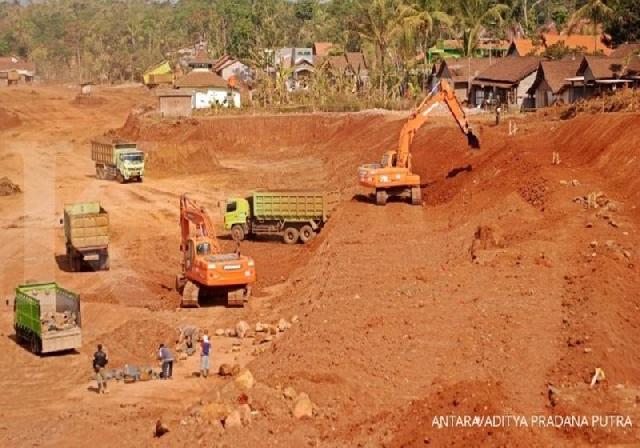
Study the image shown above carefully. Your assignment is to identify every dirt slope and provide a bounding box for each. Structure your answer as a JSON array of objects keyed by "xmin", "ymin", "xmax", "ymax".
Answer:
[{"xmin": 0, "ymin": 85, "xmax": 639, "ymax": 446}]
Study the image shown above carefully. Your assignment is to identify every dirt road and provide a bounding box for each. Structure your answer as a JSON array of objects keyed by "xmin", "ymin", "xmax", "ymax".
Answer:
[{"xmin": 0, "ymin": 85, "xmax": 639, "ymax": 446}]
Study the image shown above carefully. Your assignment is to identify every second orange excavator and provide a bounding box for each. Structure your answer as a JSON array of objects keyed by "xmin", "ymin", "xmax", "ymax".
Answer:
[
  {"xmin": 175, "ymin": 194, "xmax": 256, "ymax": 307},
  {"xmin": 358, "ymin": 79, "xmax": 480, "ymax": 206}
]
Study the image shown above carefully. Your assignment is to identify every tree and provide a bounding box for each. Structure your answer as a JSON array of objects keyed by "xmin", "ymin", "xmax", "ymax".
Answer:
[
  {"xmin": 606, "ymin": 0, "xmax": 640, "ymax": 45},
  {"xmin": 568, "ymin": 0, "xmax": 613, "ymax": 52},
  {"xmin": 453, "ymin": 0, "xmax": 509, "ymax": 56}
]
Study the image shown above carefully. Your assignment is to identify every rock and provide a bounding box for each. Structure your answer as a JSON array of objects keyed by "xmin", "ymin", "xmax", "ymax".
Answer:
[
  {"xmin": 584, "ymin": 348, "xmax": 593, "ymax": 353},
  {"xmin": 215, "ymin": 328, "xmax": 225, "ymax": 337},
  {"xmin": 236, "ymin": 321, "xmax": 250, "ymax": 338},
  {"xmin": 609, "ymin": 219, "xmax": 619, "ymax": 228},
  {"xmin": 255, "ymin": 323, "xmax": 266, "ymax": 332},
  {"xmin": 585, "ymin": 222, "xmax": 593, "ymax": 228},
  {"xmin": 293, "ymin": 393, "xmax": 314, "ymax": 419},
  {"xmin": 225, "ymin": 328, "xmax": 237, "ymax": 337},
  {"xmin": 231, "ymin": 364, "xmax": 241, "ymax": 376},
  {"xmin": 623, "ymin": 250, "xmax": 631, "ymax": 259},
  {"xmin": 219, "ymin": 364, "xmax": 234, "ymax": 377},
  {"xmin": 154, "ymin": 420, "xmax": 169, "ymax": 437},
  {"xmin": 571, "ymin": 179, "xmax": 580, "ymax": 186},
  {"xmin": 589, "ymin": 241, "xmax": 598, "ymax": 248},
  {"xmin": 234, "ymin": 368, "xmax": 255, "ymax": 390},
  {"xmin": 605, "ymin": 240, "xmax": 616, "ymax": 249},
  {"xmin": 278, "ymin": 318, "xmax": 291, "ymax": 332},
  {"xmin": 201, "ymin": 402, "xmax": 233, "ymax": 422},
  {"xmin": 291, "ymin": 315, "xmax": 299, "ymax": 323},
  {"xmin": 283, "ymin": 386, "xmax": 297, "ymax": 400},
  {"xmin": 268, "ymin": 325, "xmax": 278, "ymax": 335},
  {"xmin": 237, "ymin": 404, "xmax": 252, "ymax": 426},
  {"xmin": 232, "ymin": 345, "xmax": 241, "ymax": 352},
  {"xmin": 224, "ymin": 410, "xmax": 242, "ymax": 429},
  {"xmin": 178, "ymin": 352, "xmax": 188, "ymax": 361}
]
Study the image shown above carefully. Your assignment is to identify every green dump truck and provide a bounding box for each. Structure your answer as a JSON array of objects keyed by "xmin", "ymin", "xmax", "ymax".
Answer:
[
  {"xmin": 63, "ymin": 201, "xmax": 110, "ymax": 271},
  {"xmin": 14, "ymin": 282, "xmax": 82, "ymax": 355},
  {"xmin": 91, "ymin": 139, "xmax": 145, "ymax": 183},
  {"xmin": 223, "ymin": 191, "xmax": 338, "ymax": 244}
]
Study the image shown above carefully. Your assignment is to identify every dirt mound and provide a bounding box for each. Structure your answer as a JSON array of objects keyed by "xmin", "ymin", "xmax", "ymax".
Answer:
[
  {"xmin": 0, "ymin": 177, "xmax": 21, "ymax": 196},
  {"xmin": 143, "ymin": 142, "xmax": 222, "ymax": 176},
  {"xmin": 71, "ymin": 94, "xmax": 107, "ymax": 107},
  {"xmin": 0, "ymin": 107, "xmax": 21, "ymax": 130},
  {"xmin": 559, "ymin": 88, "xmax": 640, "ymax": 118},
  {"xmin": 97, "ymin": 319, "xmax": 176, "ymax": 367}
]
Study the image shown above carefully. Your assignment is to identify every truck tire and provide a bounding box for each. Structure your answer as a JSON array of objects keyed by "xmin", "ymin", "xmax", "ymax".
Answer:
[
  {"xmin": 68, "ymin": 253, "xmax": 76, "ymax": 272},
  {"xmin": 100, "ymin": 253, "xmax": 110, "ymax": 271},
  {"xmin": 299, "ymin": 225, "xmax": 316, "ymax": 244},
  {"xmin": 375, "ymin": 189, "xmax": 388, "ymax": 206},
  {"xmin": 411, "ymin": 187, "xmax": 422, "ymax": 205},
  {"xmin": 137, "ymin": 176, "xmax": 143, "ymax": 183},
  {"xmin": 231, "ymin": 224, "xmax": 245, "ymax": 242},
  {"xmin": 116, "ymin": 172, "xmax": 125, "ymax": 184},
  {"xmin": 283, "ymin": 227, "xmax": 299, "ymax": 244},
  {"xmin": 96, "ymin": 166, "xmax": 103, "ymax": 179},
  {"xmin": 30, "ymin": 333, "xmax": 41, "ymax": 355}
]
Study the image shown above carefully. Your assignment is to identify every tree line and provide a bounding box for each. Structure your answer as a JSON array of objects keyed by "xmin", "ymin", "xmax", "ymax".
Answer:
[{"xmin": 0, "ymin": 0, "xmax": 637, "ymax": 88}]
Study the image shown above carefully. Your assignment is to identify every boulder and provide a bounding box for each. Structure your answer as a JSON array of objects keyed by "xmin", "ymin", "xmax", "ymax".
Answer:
[
  {"xmin": 234, "ymin": 368, "xmax": 255, "ymax": 390},
  {"xmin": 237, "ymin": 404, "xmax": 252, "ymax": 426},
  {"xmin": 277, "ymin": 318, "xmax": 291, "ymax": 332},
  {"xmin": 219, "ymin": 363, "xmax": 234, "ymax": 377},
  {"xmin": 201, "ymin": 402, "xmax": 233, "ymax": 423},
  {"xmin": 283, "ymin": 386, "xmax": 297, "ymax": 400},
  {"xmin": 215, "ymin": 328, "xmax": 225, "ymax": 337},
  {"xmin": 268, "ymin": 325, "xmax": 278, "ymax": 335},
  {"xmin": 224, "ymin": 410, "xmax": 242, "ymax": 429},
  {"xmin": 293, "ymin": 393, "xmax": 313, "ymax": 419},
  {"xmin": 225, "ymin": 328, "xmax": 237, "ymax": 337},
  {"xmin": 255, "ymin": 322, "xmax": 266, "ymax": 332},
  {"xmin": 236, "ymin": 320, "xmax": 250, "ymax": 338},
  {"xmin": 291, "ymin": 315, "xmax": 300, "ymax": 323}
]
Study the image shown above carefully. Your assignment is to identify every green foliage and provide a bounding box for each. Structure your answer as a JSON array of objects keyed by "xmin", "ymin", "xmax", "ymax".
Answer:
[{"xmin": 606, "ymin": 0, "xmax": 640, "ymax": 45}]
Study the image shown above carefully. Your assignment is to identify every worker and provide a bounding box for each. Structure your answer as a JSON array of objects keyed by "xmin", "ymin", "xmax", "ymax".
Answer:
[
  {"xmin": 495, "ymin": 103, "xmax": 502, "ymax": 125},
  {"xmin": 93, "ymin": 344, "xmax": 109, "ymax": 394},
  {"xmin": 178, "ymin": 324, "xmax": 199, "ymax": 354},
  {"xmin": 200, "ymin": 335, "xmax": 211, "ymax": 378},
  {"xmin": 158, "ymin": 343, "xmax": 174, "ymax": 380}
]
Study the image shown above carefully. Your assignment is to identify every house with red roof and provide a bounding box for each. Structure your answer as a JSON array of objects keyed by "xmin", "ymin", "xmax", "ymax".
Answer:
[{"xmin": 0, "ymin": 56, "xmax": 36, "ymax": 86}]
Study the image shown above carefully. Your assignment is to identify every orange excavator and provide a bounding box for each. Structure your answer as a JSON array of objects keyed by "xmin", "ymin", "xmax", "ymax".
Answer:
[
  {"xmin": 175, "ymin": 194, "xmax": 256, "ymax": 307},
  {"xmin": 358, "ymin": 79, "xmax": 480, "ymax": 206}
]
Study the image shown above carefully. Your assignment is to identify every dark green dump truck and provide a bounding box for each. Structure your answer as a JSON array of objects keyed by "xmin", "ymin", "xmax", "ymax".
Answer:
[
  {"xmin": 14, "ymin": 282, "xmax": 82, "ymax": 355},
  {"xmin": 223, "ymin": 191, "xmax": 338, "ymax": 244}
]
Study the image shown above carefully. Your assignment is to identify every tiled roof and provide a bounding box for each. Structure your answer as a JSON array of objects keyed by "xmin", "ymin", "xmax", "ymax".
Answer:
[
  {"xmin": 175, "ymin": 70, "xmax": 229, "ymax": 88},
  {"xmin": 438, "ymin": 57, "xmax": 495, "ymax": 83},
  {"xmin": 610, "ymin": 43, "xmax": 640, "ymax": 59},
  {"xmin": 529, "ymin": 59, "xmax": 581, "ymax": 94},
  {"xmin": 0, "ymin": 56, "xmax": 35, "ymax": 73},
  {"xmin": 542, "ymin": 33, "xmax": 612, "ymax": 56},
  {"xmin": 473, "ymin": 56, "xmax": 542, "ymax": 84}
]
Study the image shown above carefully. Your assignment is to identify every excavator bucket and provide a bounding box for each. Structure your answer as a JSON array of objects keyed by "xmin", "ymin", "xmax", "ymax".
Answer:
[{"xmin": 467, "ymin": 131, "xmax": 480, "ymax": 150}]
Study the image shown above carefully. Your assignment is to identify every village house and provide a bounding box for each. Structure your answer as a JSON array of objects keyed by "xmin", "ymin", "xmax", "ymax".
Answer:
[
  {"xmin": 321, "ymin": 51, "xmax": 369, "ymax": 89},
  {"xmin": 610, "ymin": 43, "xmax": 640, "ymax": 59},
  {"xmin": 0, "ymin": 56, "xmax": 35, "ymax": 86},
  {"xmin": 470, "ymin": 56, "xmax": 541, "ymax": 108},
  {"xmin": 434, "ymin": 57, "xmax": 496, "ymax": 103},
  {"xmin": 313, "ymin": 42, "xmax": 335, "ymax": 58},
  {"xmin": 212, "ymin": 55, "xmax": 252, "ymax": 84},
  {"xmin": 156, "ymin": 88, "xmax": 194, "ymax": 117},
  {"xmin": 508, "ymin": 33, "xmax": 612, "ymax": 57},
  {"xmin": 427, "ymin": 39, "xmax": 508, "ymax": 63},
  {"xmin": 175, "ymin": 67, "xmax": 240, "ymax": 109},
  {"xmin": 565, "ymin": 56, "xmax": 637, "ymax": 98},
  {"xmin": 274, "ymin": 47, "xmax": 315, "ymax": 91},
  {"xmin": 527, "ymin": 59, "xmax": 582, "ymax": 108}
]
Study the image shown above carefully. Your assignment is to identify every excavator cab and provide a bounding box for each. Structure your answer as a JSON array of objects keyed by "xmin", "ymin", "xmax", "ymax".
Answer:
[{"xmin": 381, "ymin": 151, "xmax": 398, "ymax": 168}]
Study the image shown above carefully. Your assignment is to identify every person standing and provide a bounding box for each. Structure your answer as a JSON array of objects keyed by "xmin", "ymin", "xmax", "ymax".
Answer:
[
  {"xmin": 158, "ymin": 344, "xmax": 174, "ymax": 379},
  {"xmin": 93, "ymin": 344, "xmax": 109, "ymax": 394},
  {"xmin": 200, "ymin": 335, "xmax": 211, "ymax": 378}
]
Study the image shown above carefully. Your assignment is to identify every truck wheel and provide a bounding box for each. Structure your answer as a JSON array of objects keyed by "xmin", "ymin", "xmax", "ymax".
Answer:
[
  {"xmin": 30, "ymin": 334, "xmax": 41, "ymax": 355},
  {"xmin": 299, "ymin": 225, "xmax": 316, "ymax": 244},
  {"xmin": 68, "ymin": 254, "xmax": 76, "ymax": 272},
  {"xmin": 283, "ymin": 227, "xmax": 299, "ymax": 244},
  {"xmin": 96, "ymin": 166, "xmax": 103, "ymax": 179},
  {"xmin": 231, "ymin": 224, "xmax": 245, "ymax": 242},
  {"xmin": 137, "ymin": 177, "xmax": 143, "ymax": 183},
  {"xmin": 101, "ymin": 253, "xmax": 110, "ymax": 271},
  {"xmin": 375, "ymin": 189, "xmax": 388, "ymax": 206},
  {"xmin": 116, "ymin": 172, "xmax": 125, "ymax": 183},
  {"xmin": 411, "ymin": 187, "xmax": 422, "ymax": 205}
]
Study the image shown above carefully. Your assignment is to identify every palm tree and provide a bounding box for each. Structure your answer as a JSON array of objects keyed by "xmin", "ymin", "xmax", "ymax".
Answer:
[
  {"xmin": 568, "ymin": 0, "xmax": 613, "ymax": 54},
  {"xmin": 356, "ymin": 0, "xmax": 414, "ymax": 95},
  {"xmin": 454, "ymin": 0, "xmax": 510, "ymax": 56}
]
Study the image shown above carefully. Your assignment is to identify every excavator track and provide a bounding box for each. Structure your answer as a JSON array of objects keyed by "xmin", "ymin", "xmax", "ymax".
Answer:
[
  {"xmin": 227, "ymin": 286, "xmax": 250, "ymax": 307},
  {"xmin": 181, "ymin": 280, "xmax": 200, "ymax": 308}
]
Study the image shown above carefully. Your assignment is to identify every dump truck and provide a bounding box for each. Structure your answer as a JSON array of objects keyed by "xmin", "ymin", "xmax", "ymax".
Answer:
[
  {"xmin": 63, "ymin": 201, "xmax": 110, "ymax": 271},
  {"xmin": 14, "ymin": 282, "xmax": 82, "ymax": 355},
  {"xmin": 91, "ymin": 139, "xmax": 145, "ymax": 183},
  {"xmin": 223, "ymin": 191, "xmax": 338, "ymax": 244}
]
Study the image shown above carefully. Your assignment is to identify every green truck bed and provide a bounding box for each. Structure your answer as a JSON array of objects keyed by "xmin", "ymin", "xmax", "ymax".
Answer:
[
  {"xmin": 14, "ymin": 282, "xmax": 82, "ymax": 354},
  {"xmin": 64, "ymin": 201, "xmax": 109, "ymax": 249},
  {"xmin": 252, "ymin": 191, "xmax": 336, "ymax": 221}
]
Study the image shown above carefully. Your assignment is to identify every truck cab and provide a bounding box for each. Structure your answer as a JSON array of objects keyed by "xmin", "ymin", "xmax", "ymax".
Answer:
[
  {"xmin": 223, "ymin": 197, "xmax": 251, "ymax": 240},
  {"xmin": 114, "ymin": 145, "xmax": 145, "ymax": 182}
]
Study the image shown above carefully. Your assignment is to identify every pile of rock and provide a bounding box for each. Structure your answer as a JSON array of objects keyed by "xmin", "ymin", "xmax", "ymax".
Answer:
[
  {"xmin": 0, "ymin": 177, "xmax": 21, "ymax": 196},
  {"xmin": 212, "ymin": 317, "xmax": 298, "ymax": 345},
  {"xmin": 40, "ymin": 311, "xmax": 78, "ymax": 333}
]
